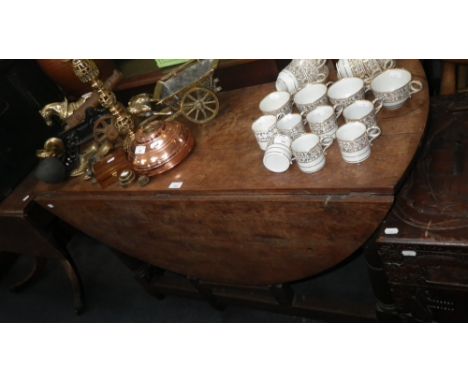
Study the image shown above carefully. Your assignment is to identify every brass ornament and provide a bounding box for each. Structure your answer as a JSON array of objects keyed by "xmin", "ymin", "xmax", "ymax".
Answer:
[
  {"xmin": 93, "ymin": 114, "xmax": 119, "ymax": 144},
  {"xmin": 70, "ymin": 143, "xmax": 99, "ymax": 177},
  {"xmin": 36, "ymin": 137, "xmax": 65, "ymax": 159},
  {"xmin": 180, "ymin": 87, "xmax": 219, "ymax": 124},
  {"xmin": 72, "ymin": 59, "xmax": 135, "ymax": 145},
  {"xmin": 126, "ymin": 60, "xmax": 221, "ymax": 125},
  {"xmin": 39, "ymin": 94, "xmax": 91, "ymax": 126},
  {"xmin": 118, "ymin": 169, "xmax": 136, "ymax": 188},
  {"xmin": 137, "ymin": 175, "xmax": 150, "ymax": 187}
]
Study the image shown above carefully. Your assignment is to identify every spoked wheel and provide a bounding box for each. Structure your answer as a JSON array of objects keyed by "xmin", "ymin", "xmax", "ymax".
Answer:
[
  {"xmin": 181, "ymin": 87, "xmax": 219, "ymax": 124},
  {"xmin": 93, "ymin": 114, "xmax": 119, "ymax": 143}
]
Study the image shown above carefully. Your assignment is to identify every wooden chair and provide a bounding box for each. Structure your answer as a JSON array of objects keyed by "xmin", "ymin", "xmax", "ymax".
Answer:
[{"xmin": 440, "ymin": 60, "xmax": 468, "ymax": 95}]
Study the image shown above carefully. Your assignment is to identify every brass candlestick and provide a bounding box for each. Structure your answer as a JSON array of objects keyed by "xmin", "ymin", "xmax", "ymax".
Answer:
[{"xmin": 71, "ymin": 59, "xmax": 135, "ymax": 150}]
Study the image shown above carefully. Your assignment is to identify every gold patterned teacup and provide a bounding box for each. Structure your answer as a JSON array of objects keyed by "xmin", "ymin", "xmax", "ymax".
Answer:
[
  {"xmin": 277, "ymin": 113, "xmax": 306, "ymax": 140},
  {"xmin": 336, "ymin": 121, "xmax": 381, "ymax": 164},
  {"xmin": 371, "ymin": 68, "xmax": 423, "ymax": 110},
  {"xmin": 251, "ymin": 115, "xmax": 278, "ymax": 151},
  {"xmin": 306, "ymin": 104, "xmax": 343, "ymax": 141},
  {"xmin": 327, "ymin": 77, "xmax": 370, "ymax": 108},
  {"xmin": 343, "ymin": 99, "xmax": 383, "ymax": 130},
  {"xmin": 293, "ymin": 83, "xmax": 330, "ymax": 116},
  {"xmin": 276, "ymin": 59, "xmax": 329, "ymax": 94},
  {"xmin": 291, "ymin": 133, "xmax": 333, "ymax": 174},
  {"xmin": 259, "ymin": 91, "xmax": 293, "ymax": 119},
  {"xmin": 337, "ymin": 59, "xmax": 396, "ymax": 82}
]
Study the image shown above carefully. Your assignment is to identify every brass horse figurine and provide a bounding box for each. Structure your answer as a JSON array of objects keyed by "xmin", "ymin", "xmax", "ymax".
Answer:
[{"xmin": 39, "ymin": 94, "xmax": 91, "ymax": 126}]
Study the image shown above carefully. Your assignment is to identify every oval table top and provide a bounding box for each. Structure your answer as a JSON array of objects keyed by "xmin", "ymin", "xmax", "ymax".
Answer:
[{"xmin": 2, "ymin": 59, "xmax": 430, "ymax": 285}]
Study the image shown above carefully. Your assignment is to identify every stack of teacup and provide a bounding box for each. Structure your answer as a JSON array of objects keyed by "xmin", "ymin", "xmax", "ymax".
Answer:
[
  {"xmin": 252, "ymin": 60, "xmax": 424, "ymax": 174},
  {"xmin": 336, "ymin": 59, "xmax": 396, "ymax": 83},
  {"xmin": 275, "ymin": 59, "xmax": 329, "ymax": 94}
]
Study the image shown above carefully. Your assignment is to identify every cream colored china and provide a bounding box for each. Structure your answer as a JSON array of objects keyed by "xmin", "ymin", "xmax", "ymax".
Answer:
[
  {"xmin": 336, "ymin": 59, "xmax": 396, "ymax": 82},
  {"xmin": 371, "ymin": 68, "xmax": 423, "ymax": 110},
  {"xmin": 263, "ymin": 133, "xmax": 293, "ymax": 173},
  {"xmin": 276, "ymin": 113, "xmax": 306, "ymax": 140},
  {"xmin": 336, "ymin": 121, "xmax": 381, "ymax": 164},
  {"xmin": 259, "ymin": 91, "xmax": 292, "ymax": 119},
  {"xmin": 251, "ymin": 115, "xmax": 278, "ymax": 150},
  {"xmin": 306, "ymin": 105, "xmax": 343, "ymax": 140},
  {"xmin": 343, "ymin": 99, "xmax": 383, "ymax": 129},
  {"xmin": 276, "ymin": 59, "xmax": 329, "ymax": 94},
  {"xmin": 291, "ymin": 133, "xmax": 333, "ymax": 174},
  {"xmin": 327, "ymin": 77, "xmax": 369, "ymax": 108},
  {"xmin": 293, "ymin": 83, "xmax": 330, "ymax": 115}
]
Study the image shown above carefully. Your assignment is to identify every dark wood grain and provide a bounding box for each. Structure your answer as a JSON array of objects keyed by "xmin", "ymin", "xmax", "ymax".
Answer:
[
  {"xmin": 34, "ymin": 193, "xmax": 390, "ymax": 285},
  {"xmin": 375, "ymin": 93, "xmax": 468, "ymax": 322},
  {"xmin": 11, "ymin": 59, "xmax": 429, "ymax": 286},
  {"xmin": 32, "ymin": 59, "xmax": 428, "ymax": 196}
]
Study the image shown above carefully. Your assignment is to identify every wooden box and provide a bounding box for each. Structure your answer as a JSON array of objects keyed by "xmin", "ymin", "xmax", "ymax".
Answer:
[
  {"xmin": 93, "ymin": 149, "xmax": 131, "ymax": 188},
  {"xmin": 376, "ymin": 93, "xmax": 468, "ymax": 322}
]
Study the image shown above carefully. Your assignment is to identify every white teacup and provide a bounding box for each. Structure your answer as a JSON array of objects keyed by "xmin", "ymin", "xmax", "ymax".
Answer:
[
  {"xmin": 343, "ymin": 99, "xmax": 383, "ymax": 129},
  {"xmin": 306, "ymin": 105, "xmax": 343, "ymax": 141},
  {"xmin": 327, "ymin": 77, "xmax": 369, "ymax": 108},
  {"xmin": 337, "ymin": 59, "xmax": 396, "ymax": 82},
  {"xmin": 293, "ymin": 83, "xmax": 330, "ymax": 115},
  {"xmin": 336, "ymin": 121, "xmax": 381, "ymax": 164},
  {"xmin": 259, "ymin": 91, "xmax": 292, "ymax": 119},
  {"xmin": 276, "ymin": 113, "xmax": 306, "ymax": 140},
  {"xmin": 291, "ymin": 133, "xmax": 333, "ymax": 174},
  {"xmin": 263, "ymin": 134, "xmax": 293, "ymax": 173},
  {"xmin": 371, "ymin": 68, "xmax": 423, "ymax": 110},
  {"xmin": 251, "ymin": 115, "xmax": 277, "ymax": 151},
  {"xmin": 276, "ymin": 59, "xmax": 329, "ymax": 94}
]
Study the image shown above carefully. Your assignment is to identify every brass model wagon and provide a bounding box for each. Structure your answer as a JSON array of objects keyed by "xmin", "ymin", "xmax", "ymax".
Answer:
[{"xmin": 128, "ymin": 59, "xmax": 221, "ymax": 124}]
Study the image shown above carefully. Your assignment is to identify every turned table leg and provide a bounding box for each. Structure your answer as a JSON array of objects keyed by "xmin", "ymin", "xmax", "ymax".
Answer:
[
  {"xmin": 10, "ymin": 257, "xmax": 47, "ymax": 292},
  {"xmin": 59, "ymin": 257, "xmax": 84, "ymax": 315}
]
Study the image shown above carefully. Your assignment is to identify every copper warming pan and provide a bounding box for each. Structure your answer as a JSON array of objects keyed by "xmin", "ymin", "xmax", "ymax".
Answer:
[{"xmin": 129, "ymin": 116, "xmax": 195, "ymax": 176}]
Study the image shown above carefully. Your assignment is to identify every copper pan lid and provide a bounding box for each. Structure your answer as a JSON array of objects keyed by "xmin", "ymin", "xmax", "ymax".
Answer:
[{"xmin": 129, "ymin": 116, "xmax": 195, "ymax": 176}]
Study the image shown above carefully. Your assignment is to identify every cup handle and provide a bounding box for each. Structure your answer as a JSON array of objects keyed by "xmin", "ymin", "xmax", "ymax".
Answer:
[
  {"xmin": 325, "ymin": 81, "xmax": 334, "ymax": 87},
  {"xmin": 320, "ymin": 136, "xmax": 334, "ymax": 154},
  {"xmin": 277, "ymin": 112, "xmax": 285, "ymax": 120},
  {"xmin": 409, "ymin": 80, "xmax": 423, "ymax": 95},
  {"xmin": 333, "ymin": 104, "xmax": 344, "ymax": 119},
  {"xmin": 367, "ymin": 126, "xmax": 381, "ymax": 144},
  {"xmin": 383, "ymin": 59, "xmax": 396, "ymax": 70},
  {"xmin": 317, "ymin": 59, "xmax": 327, "ymax": 70},
  {"xmin": 316, "ymin": 72, "xmax": 327, "ymax": 83},
  {"xmin": 372, "ymin": 98, "xmax": 383, "ymax": 114}
]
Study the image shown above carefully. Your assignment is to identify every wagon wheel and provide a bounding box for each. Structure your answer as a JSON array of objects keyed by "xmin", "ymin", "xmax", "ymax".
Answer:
[
  {"xmin": 181, "ymin": 87, "xmax": 219, "ymax": 124},
  {"xmin": 93, "ymin": 114, "xmax": 119, "ymax": 143}
]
